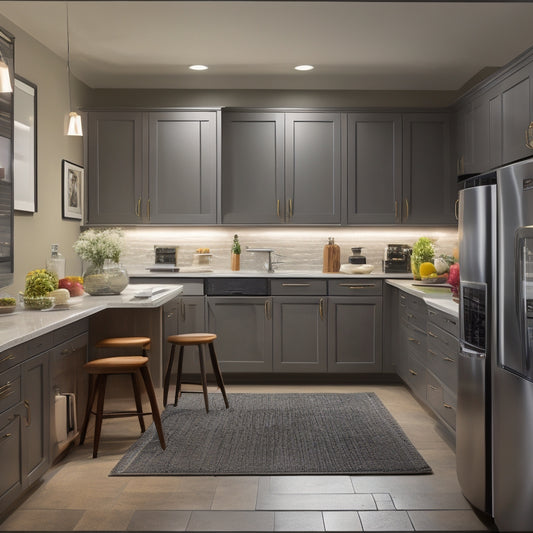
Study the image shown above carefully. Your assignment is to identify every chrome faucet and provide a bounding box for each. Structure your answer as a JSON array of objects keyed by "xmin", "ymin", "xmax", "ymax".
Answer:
[{"xmin": 246, "ymin": 247, "xmax": 276, "ymax": 273}]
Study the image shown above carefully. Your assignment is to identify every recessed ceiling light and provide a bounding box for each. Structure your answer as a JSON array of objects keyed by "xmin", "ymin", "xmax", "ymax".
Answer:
[
  {"xmin": 189, "ymin": 65, "xmax": 208, "ymax": 71},
  {"xmin": 294, "ymin": 65, "xmax": 314, "ymax": 71}
]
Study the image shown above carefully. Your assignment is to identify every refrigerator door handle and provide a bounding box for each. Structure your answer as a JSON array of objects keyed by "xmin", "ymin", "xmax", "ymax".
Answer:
[
  {"xmin": 459, "ymin": 342, "xmax": 486, "ymax": 359},
  {"xmin": 515, "ymin": 228, "xmax": 532, "ymax": 372}
]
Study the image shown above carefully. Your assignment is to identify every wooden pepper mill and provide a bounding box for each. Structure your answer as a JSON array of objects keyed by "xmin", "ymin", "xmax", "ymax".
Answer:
[{"xmin": 323, "ymin": 237, "xmax": 340, "ymax": 273}]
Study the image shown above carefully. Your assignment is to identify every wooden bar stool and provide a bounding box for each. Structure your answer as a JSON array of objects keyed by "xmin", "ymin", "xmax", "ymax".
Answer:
[
  {"xmin": 95, "ymin": 336, "xmax": 151, "ymax": 356},
  {"xmin": 79, "ymin": 356, "xmax": 166, "ymax": 458},
  {"xmin": 164, "ymin": 333, "xmax": 229, "ymax": 412}
]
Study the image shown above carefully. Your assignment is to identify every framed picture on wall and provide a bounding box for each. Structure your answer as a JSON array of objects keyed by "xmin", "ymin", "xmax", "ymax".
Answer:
[
  {"xmin": 62, "ymin": 159, "xmax": 83, "ymax": 220},
  {"xmin": 14, "ymin": 76, "xmax": 37, "ymax": 212}
]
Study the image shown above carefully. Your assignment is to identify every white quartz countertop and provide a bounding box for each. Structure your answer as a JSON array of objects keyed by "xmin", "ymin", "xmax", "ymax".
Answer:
[
  {"xmin": 386, "ymin": 279, "xmax": 459, "ymax": 317},
  {"xmin": 0, "ymin": 284, "xmax": 183, "ymax": 352},
  {"xmin": 129, "ymin": 269, "xmax": 413, "ymax": 279}
]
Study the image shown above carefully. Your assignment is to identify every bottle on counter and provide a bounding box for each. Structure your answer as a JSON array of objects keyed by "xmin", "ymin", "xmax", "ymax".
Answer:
[
  {"xmin": 323, "ymin": 237, "xmax": 340, "ymax": 273},
  {"xmin": 46, "ymin": 244, "xmax": 66, "ymax": 279}
]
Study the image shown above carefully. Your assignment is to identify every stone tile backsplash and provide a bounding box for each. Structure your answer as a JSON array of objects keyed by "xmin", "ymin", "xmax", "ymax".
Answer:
[{"xmin": 120, "ymin": 227, "xmax": 458, "ymax": 274}]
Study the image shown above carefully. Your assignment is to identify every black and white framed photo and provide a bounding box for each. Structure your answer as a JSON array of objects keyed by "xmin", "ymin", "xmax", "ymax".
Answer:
[
  {"xmin": 62, "ymin": 159, "xmax": 83, "ymax": 220},
  {"xmin": 14, "ymin": 76, "xmax": 37, "ymax": 212}
]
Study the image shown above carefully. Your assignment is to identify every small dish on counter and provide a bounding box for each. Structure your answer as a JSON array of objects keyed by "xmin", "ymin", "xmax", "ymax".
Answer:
[
  {"xmin": 0, "ymin": 304, "xmax": 17, "ymax": 314},
  {"xmin": 19, "ymin": 294, "xmax": 56, "ymax": 310},
  {"xmin": 339, "ymin": 264, "xmax": 374, "ymax": 275}
]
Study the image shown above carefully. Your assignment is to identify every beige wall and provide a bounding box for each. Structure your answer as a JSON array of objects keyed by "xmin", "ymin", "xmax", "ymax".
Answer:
[{"xmin": 0, "ymin": 14, "xmax": 92, "ymax": 295}]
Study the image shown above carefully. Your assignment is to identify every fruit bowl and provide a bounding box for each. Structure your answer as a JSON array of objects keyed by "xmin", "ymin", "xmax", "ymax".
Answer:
[{"xmin": 421, "ymin": 274, "xmax": 448, "ymax": 284}]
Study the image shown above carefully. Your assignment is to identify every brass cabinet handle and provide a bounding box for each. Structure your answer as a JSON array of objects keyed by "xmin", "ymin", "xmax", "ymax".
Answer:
[
  {"xmin": 404, "ymin": 198, "xmax": 409, "ymax": 221},
  {"xmin": 24, "ymin": 400, "xmax": 31, "ymax": 426},
  {"xmin": 0, "ymin": 354, "xmax": 15, "ymax": 364},
  {"xmin": 428, "ymin": 349, "xmax": 438, "ymax": 356},
  {"xmin": 289, "ymin": 198, "xmax": 293, "ymax": 218},
  {"xmin": 429, "ymin": 385, "xmax": 439, "ymax": 391},
  {"xmin": 525, "ymin": 122, "xmax": 533, "ymax": 149},
  {"xmin": 166, "ymin": 311, "xmax": 174, "ymax": 319},
  {"xmin": 264, "ymin": 299, "xmax": 272, "ymax": 320},
  {"xmin": 443, "ymin": 357, "xmax": 455, "ymax": 363},
  {"xmin": 281, "ymin": 283, "xmax": 311, "ymax": 287},
  {"xmin": 407, "ymin": 337, "xmax": 420, "ymax": 344},
  {"xmin": 1, "ymin": 433, "xmax": 12, "ymax": 440},
  {"xmin": 277, "ymin": 199, "xmax": 280, "ymax": 217},
  {"xmin": 406, "ymin": 313, "xmax": 414, "ymax": 319},
  {"xmin": 428, "ymin": 331, "xmax": 438, "ymax": 339},
  {"xmin": 0, "ymin": 381, "xmax": 11, "ymax": 392},
  {"xmin": 409, "ymin": 369, "xmax": 417, "ymax": 376},
  {"xmin": 428, "ymin": 310, "xmax": 437, "ymax": 316},
  {"xmin": 455, "ymin": 198, "xmax": 459, "ymax": 220},
  {"xmin": 443, "ymin": 403, "xmax": 453, "ymax": 409},
  {"xmin": 339, "ymin": 283, "xmax": 376, "ymax": 289},
  {"xmin": 135, "ymin": 197, "xmax": 142, "ymax": 217},
  {"xmin": 319, "ymin": 298, "xmax": 325, "ymax": 320},
  {"xmin": 147, "ymin": 198, "xmax": 151, "ymax": 220}
]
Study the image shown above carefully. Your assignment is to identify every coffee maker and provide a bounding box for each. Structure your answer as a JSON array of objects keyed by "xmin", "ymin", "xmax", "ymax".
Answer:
[{"xmin": 383, "ymin": 244, "xmax": 412, "ymax": 273}]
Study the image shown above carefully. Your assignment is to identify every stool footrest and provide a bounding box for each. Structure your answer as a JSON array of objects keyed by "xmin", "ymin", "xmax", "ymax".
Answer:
[{"xmin": 90, "ymin": 409, "xmax": 153, "ymax": 419}]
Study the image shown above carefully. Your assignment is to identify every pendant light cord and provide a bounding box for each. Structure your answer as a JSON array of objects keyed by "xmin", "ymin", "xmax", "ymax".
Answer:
[{"xmin": 66, "ymin": 1, "xmax": 72, "ymax": 113}]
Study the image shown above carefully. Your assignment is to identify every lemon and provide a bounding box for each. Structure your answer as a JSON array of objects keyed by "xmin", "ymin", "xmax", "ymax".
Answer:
[{"xmin": 419, "ymin": 262, "xmax": 436, "ymax": 277}]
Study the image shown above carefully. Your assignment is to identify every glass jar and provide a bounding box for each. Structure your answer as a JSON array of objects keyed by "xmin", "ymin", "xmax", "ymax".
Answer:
[{"xmin": 83, "ymin": 261, "xmax": 129, "ymax": 296}]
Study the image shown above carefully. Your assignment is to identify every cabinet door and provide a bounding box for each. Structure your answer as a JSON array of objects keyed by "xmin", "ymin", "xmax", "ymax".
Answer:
[
  {"xmin": 327, "ymin": 297, "xmax": 382, "ymax": 373},
  {"xmin": 285, "ymin": 113, "xmax": 342, "ymax": 224},
  {"xmin": 177, "ymin": 296, "xmax": 206, "ymax": 374},
  {"xmin": 87, "ymin": 112, "xmax": 144, "ymax": 224},
  {"xmin": 0, "ymin": 405, "xmax": 24, "ymax": 513},
  {"xmin": 272, "ymin": 297, "xmax": 327, "ymax": 372},
  {"xmin": 402, "ymin": 113, "xmax": 454, "ymax": 224},
  {"xmin": 471, "ymin": 94, "xmax": 490, "ymax": 174},
  {"xmin": 21, "ymin": 352, "xmax": 49, "ymax": 486},
  {"xmin": 222, "ymin": 112, "xmax": 285, "ymax": 224},
  {"xmin": 148, "ymin": 111, "xmax": 217, "ymax": 223},
  {"xmin": 347, "ymin": 113, "xmax": 402, "ymax": 224},
  {"xmin": 498, "ymin": 64, "xmax": 533, "ymax": 165},
  {"xmin": 207, "ymin": 297, "xmax": 272, "ymax": 372}
]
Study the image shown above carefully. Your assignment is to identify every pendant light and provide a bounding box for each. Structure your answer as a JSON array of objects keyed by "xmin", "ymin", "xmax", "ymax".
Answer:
[
  {"xmin": 66, "ymin": 2, "xmax": 82, "ymax": 136},
  {"xmin": 0, "ymin": 51, "xmax": 12, "ymax": 93}
]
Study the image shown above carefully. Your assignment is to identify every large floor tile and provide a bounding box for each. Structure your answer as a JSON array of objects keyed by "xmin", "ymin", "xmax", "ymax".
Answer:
[
  {"xmin": 112, "ymin": 490, "xmax": 214, "ymax": 511},
  {"xmin": 358, "ymin": 510, "xmax": 414, "ymax": 531},
  {"xmin": 274, "ymin": 511, "xmax": 324, "ymax": 531},
  {"xmin": 74, "ymin": 509, "xmax": 134, "ymax": 531},
  {"xmin": 0, "ymin": 510, "xmax": 84, "ymax": 531},
  {"xmin": 256, "ymin": 492, "xmax": 376, "ymax": 511},
  {"xmin": 322, "ymin": 511, "xmax": 363, "ymax": 531},
  {"xmin": 372, "ymin": 493, "xmax": 395, "ymax": 510},
  {"xmin": 264, "ymin": 476, "xmax": 355, "ymax": 495},
  {"xmin": 187, "ymin": 510, "xmax": 275, "ymax": 531},
  {"xmin": 408, "ymin": 510, "xmax": 492, "ymax": 531},
  {"xmin": 392, "ymin": 492, "xmax": 472, "ymax": 511},
  {"xmin": 211, "ymin": 477, "xmax": 259, "ymax": 510},
  {"xmin": 126, "ymin": 510, "xmax": 191, "ymax": 531}
]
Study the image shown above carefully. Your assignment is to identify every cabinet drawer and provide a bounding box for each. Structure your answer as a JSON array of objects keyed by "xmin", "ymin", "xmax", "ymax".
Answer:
[
  {"xmin": 427, "ymin": 322, "xmax": 458, "ymax": 356},
  {"xmin": 427, "ymin": 307, "xmax": 459, "ymax": 336},
  {"xmin": 271, "ymin": 279, "xmax": 327, "ymax": 295},
  {"xmin": 328, "ymin": 279, "xmax": 382, "ymax": 296},
  {"xmin": 0, "ymin": 408, "xmax": 23, "ymax": 503},
  {"xmin": 402, "ymin": 321, "xmax": 427, "ymax": 360},
  {"xmin": 400, "ymin": 294, "xmax": 426, "ymax": 331},
  {"xmin": 427, "ymin": 372, "xmax": 456, "ymax": 430},
  {"xmin": 0, "ymin": 366, "xmax": 22, "ymax": 415},
  {"xmin": 52, "ymin": 319, "xmax": 88, "ymax": 346},
  {"xmin": 52, "ymin": 333, "xmax": 89, "ymax": 365},
  {"xmin": 0, "ymin": 344, "xmax": 26, "ymax": 374},
  {"xmin": 405, "ymin": 353, "xmax": 426, "ymax": 401},
  {"xmin": 25, "ymin": 333, "xmax": 54, "ymax": 358}
]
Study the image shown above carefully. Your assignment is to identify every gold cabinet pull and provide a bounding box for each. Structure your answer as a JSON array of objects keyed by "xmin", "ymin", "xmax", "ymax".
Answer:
[
  {"xmin": 428, "ymin": 331, "xmax": 438, "ymax": 339},
  {"xmin": 428, "ymin": 349, "xmax": 438, "ymax": 357},
  {"xmin": 409, "ymin": 369, "xmax": 417, "ymax": 376},
  {"xmin": 289, "ymin": 198, "xmax": 293, "ymax": 218},
  {"xmin": 276, "ymin": 199, "xmax": 280, "ymax": 217},
  {"xmin": 0, "ymin": 354, "xmax": 15, "ymax": 365},
  {"xmin": 443, "ymin": 357, "xmax": 455, "ymax": 363},
  {"xmin": 147, "ymin": 198, "xmax": 151, "ymax": 220},
  {"xmin": 281, "ymin": 283, "xmax": 311, "ymax": 287},
  {"xmin": 339, "ymin": 283, "xmax": 376, "ymax": 289},
  {"xmin": 429, "ymin": 384, "xmax": 439, "ymax": 391},
  {"xmin": 264, "ymin": 299, "xmax": 272, "ymax": 320},
  {"xmin": 135, "ymin": 197, "xmax": 142, "ymax": 217},
  {"xmin": 319, "ymin": 298, "xmax": 325, "ymax": 320},
  {"xmin": 24, "ymin": 400, "xmax": 31, "ymax": 426},
  {"xmin": 525, "ymin": 122, "xmax": 533, "ymax": 149},
  {"xmin": 404, "ymin": 198, "xmax": 409, "ymax": 221},
  {"xmin": 455, "ymin": 198, "xmax": 459, "ymax": 220},
  {"xmin": 407, "ymin": 337, "xmax": 420, "ymax": 344},
  {"xmin": 1, "ymin": 433, "xmax": 12, "ymax": 441},
  {"xmin": 443, "ymin": 403, "xmax": 453, "ymax": 409}
]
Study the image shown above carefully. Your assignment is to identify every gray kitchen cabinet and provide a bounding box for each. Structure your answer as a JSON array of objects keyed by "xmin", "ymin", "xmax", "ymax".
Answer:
[
  {"xmin": 272, "ymin": 297, "xmax": 327, "ymax": 372},
  {"xmin": 470, "ymin": 94, "xmax": 491, "ymax": 174},
  {"xmin": 285, "ymin": 113, "xmax": 342, "ymax": 224},
  {"xmin": 87, "ymin": 111, "xmax": 144, "ymax": 224},
  {"xmin": 327, "ymin": 296, "xmax": 383, "ymax": 373},
  {"xmin": 177, "ymin": 296, "xmax": 206, "ymax": 375},
  {"xmin": 221, "ymin": 111, "xmax": 341, "ymax": 224},
  {"xmin": 402, "ymin": 113, "xmax": 455, "ymax": 224},
  {"xmin": 206, "ymin": 297, "xmax": 273, "ymax": 372},
  {"xmin": 222, "ymin": 112, "xmax": 284, "ymax": 224},
  {"xmin": 347, "ymin": 113, "xmax": 402, "ymax": 224},
  {"xmin": 148, "ymin": 112, "xmax": 217, "ymax": 224}
]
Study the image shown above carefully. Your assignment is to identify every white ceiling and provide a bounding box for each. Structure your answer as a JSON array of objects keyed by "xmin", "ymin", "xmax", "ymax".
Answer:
[{"xmin": 1, "ymin": 1, "xmax": 533, "ymax": 91}]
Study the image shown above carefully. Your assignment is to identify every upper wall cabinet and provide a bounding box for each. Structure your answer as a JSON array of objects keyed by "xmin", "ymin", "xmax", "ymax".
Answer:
[
  {"xmin": 402, "ymin": 113, "xmax": 455, "ymax": 225},
  {"xmin": 347, "ymin": 113, "xmax": 402, "ymax": 224},
  {"xmin": 86, "ymin": 110, "xmax": 218, "ymax": 225},
  {"xmin": 221, "ymin": 112, "xmax": 342, "ymax": 225}
]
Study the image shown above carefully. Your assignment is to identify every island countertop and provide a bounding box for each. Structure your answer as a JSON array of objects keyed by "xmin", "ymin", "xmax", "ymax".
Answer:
[{"xmin": 0, "ymin": 284, "xmax": 183, "ymax": 352}]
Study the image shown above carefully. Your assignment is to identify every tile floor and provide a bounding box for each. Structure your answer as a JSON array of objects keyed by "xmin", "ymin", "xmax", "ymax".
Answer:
[{"xmin": 0, "ymin": 384, "xmax": 496, "ymax": 532}]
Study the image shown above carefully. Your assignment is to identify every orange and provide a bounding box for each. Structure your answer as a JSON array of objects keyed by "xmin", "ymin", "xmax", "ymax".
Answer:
[{"xmin": 419, "ymin": 262, "xmax": 436, "ymax": 277}]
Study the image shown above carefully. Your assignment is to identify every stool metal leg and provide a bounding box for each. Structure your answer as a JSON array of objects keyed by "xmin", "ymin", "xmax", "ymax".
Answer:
[
  {"xmin": 130, "ymin": 373, "xmax": 146, "ymax": 432},
  {"xmin": 79, "ymin": 373, "xmax": 97, "ymax": 445},
  {"xmin": 139, "ymin": 366, "xmax": 166, "ymax": 450},
  {"xmin": 93, "ymin": 374, "xmax": 107, "ymax": 458},
  {"xmin": 208, "ymin": 342, "xmax": 229, "ymax": 409},
  {"xmin": 198, "ymin": 344, "xmax": 209, "ymax": 413},
  {"xmin": 163, "ymin": 344, "xmax": 176, "ymax": 407},
  {"xmin": 174, "ymin": 346, "xmax": 184, "ymax": 406}
]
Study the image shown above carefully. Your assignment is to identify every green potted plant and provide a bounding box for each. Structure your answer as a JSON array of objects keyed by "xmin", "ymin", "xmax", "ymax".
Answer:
[
  {"xmin": 411, "ymin": 237, "xmax": 435, "ymax": 280},
  {"xmin": 231, "ymin": 234, "xmax": 241, "ymax": 271},
  {"xmin": 73, "ymin": 229, "xmax": 128, "ymax": 295}
]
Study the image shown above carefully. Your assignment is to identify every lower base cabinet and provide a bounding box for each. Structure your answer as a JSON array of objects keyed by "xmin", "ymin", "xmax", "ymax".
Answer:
[
  {"xmin": 207, "ymin": 297, "xmax": 273, "ymax": 372},
  {"xmin": 327, "ymin": 297, "xmax": 383, "ymax": 373}
]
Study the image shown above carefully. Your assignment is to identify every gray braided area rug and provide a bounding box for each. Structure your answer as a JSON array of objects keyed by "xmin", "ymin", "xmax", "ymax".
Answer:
[{"xmin": 111, "ymin": 393, "xmax": 432, "ymax": 476}]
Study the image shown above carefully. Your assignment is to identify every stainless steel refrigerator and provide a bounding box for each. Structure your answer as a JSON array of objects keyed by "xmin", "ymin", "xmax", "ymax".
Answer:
[{"xmin": 457, "ymin": 157, "xmax": 533, "ymax": 531}]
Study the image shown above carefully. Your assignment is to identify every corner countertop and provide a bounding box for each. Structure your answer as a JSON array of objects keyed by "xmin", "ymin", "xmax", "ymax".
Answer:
[
  {"xmin": 0, "ymin": 284, "xmax": 183, "ymax": 353},
  {"xmin": 128, "ymin": 269, "xmax": 414, "ymax": 279},
  {"xmin": 385, "ymin": 279, "xmax": 459, "ymax": 317}
]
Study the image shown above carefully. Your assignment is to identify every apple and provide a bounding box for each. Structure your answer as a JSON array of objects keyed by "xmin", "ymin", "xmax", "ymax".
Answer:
[
  {"xmin": 58, "ymin": 277, "xmax": 84, "ymax": 297},
  {"xmin": 447, "ymin": 263, "xmax": 460, "ymax": 296}
]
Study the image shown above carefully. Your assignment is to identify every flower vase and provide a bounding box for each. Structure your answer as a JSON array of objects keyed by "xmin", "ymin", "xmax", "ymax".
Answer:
[
  {"xmin": 83, "ymin": 261, "xmax": 129, "ymax": 295},
  {"xmin": 231, "ymin": 253, "xmax": 240, "ymax": 271}
]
